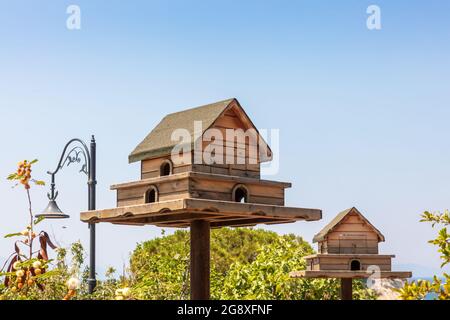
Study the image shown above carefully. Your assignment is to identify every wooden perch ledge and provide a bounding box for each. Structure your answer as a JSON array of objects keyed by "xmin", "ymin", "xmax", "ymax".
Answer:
[
  {"xmin": 290, "ymin": 270, "xmax": 412, "ymax": 279},
  {"xmin": 80, "ymin": 198, "xmax": 322, "ymax": 228}
]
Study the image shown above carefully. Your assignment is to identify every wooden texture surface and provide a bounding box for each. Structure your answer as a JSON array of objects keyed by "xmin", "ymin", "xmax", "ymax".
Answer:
[
  {"xmin": 112, "ymin": 171, "xmax": 290, "ymax": 207},
  {"xmin": 317, "ymin": 209, "xmax": 384, "ymax": 254},
  {"xmin": 190, "ymin": 220, "xmax": 210, "ymax": 300},
  {"xmin": 80, "ymin": 198, "xmax": 322, "ymax": 228},
  {"xmin": 304, "ymin": 254, "xmax": 394, "ymax": 272},
  {"xmin": 340, "ymin": 278, "xmax": 353, "ymax": 301},
  {"xmin": 141, "ymin": 157, "xmax": 192, "ymax": 179},
  {"xmin": 313, "ymin": 207, "xmax": 385, "ymax": 243},
  {"xmin": 289, "ymin": 270, "xmax": 412, "ymax": 279}
]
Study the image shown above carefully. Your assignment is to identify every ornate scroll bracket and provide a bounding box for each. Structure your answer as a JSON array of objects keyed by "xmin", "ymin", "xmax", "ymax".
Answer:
[
  {"xmin": 46, "ymin": 138, "xmax": 92, "ymax": 201},
  {"xmin": 60, "ymin": 147, "xmax": 88, "ymax": 176}
]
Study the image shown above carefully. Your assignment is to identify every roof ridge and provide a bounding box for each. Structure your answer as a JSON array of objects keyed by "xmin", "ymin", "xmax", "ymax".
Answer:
[{"xmin": 165, "ymin": 98, "xmax": 235, "ymax": 117}]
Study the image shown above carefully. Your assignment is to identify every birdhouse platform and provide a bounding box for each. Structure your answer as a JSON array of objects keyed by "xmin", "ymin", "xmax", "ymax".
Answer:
[
  {"xmin": 80, "ymin": 195, "xmax": 321, "ymax": 228},
  {"xmin": 291, "ymin": 270, "xmax": 412, "ymax": 280}
]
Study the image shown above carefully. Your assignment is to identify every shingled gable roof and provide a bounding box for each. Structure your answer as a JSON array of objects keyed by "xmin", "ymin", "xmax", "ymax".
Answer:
[
  {"xmin": 312, "ymin": 207, "xmax": 385, "ymax": 243},
  {"xmin": 128, "ymin": 98, "xmax": 273, "ymax": 163}
]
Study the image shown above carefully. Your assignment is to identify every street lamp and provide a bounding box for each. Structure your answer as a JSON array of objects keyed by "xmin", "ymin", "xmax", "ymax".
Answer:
[
  {"xmin": 36, "ymin": 136, "xmax": 97, "ymax": 294},
  {"xmin": 39, "ymin": 199, "xmax": 68, "ymax": 219}
]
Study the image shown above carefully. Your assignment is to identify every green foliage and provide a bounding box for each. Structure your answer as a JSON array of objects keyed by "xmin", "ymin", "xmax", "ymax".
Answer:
[
  {"xmin": 130, "ymin": 230, "xmax": 190, "ymax": 299},
  {"xmin": 0, "ymin": 241, "xmax": 125, "ymax": 300},
  {"xmin": 129, "ymin": 228, "xmax": 285, "ymax": 299},
  {"xmin": 219, "ymin": 235, "xmax": 309, "ymax": 300},
  {"xmin": 1, "ymin": 158, "xmax": 377, "ymax": 300},
  {"xmin": 1, "ymin": 229, "xmax": 377, "ymax": 300},
  {"xmin": 398, "ymin": 210, "xmax": 450, "ymax": 300},
  {"xmin": 0, "ymin": 158, "xmax": 65, "ymax": 300},
  {"xmin": 399, "ymin": 277, "xmax": 449, "ymax": 300},
  {"xmin": 1, "ymin": 159, "xmax": 127, "ymax": 301},
  {"xmin": 130, "ymin": 228, "xmax": 377, "ymax": 300},
  {"xmin": 1, "ymin": 244, "xmax": 75, "ymax": 300}
]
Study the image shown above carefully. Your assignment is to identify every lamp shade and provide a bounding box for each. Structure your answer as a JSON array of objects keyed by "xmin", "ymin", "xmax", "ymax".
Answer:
[{"xmin": 36, "ymin": 200, "xmax": 70, "ymax": 219}]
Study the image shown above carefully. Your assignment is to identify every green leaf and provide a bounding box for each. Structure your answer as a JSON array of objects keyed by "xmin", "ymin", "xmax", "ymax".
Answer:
[
  {"xmin": 32, "ymin": 180, "xmax": 45, "ymax": 186},
  {"xmin": 35, "ymin": 269, "xmax": 60, "ymax": 279},
  {"xmin": 34, "ymin": 216, "xmax": 45, "ymax": 225},
  {"xmin": 30, "ymin": 159, "xmax": 38, "ymax": 165},
  {"xmin": 4, "ymin": 232, "xmax": 22, "ymax": 238},
  {"xmin": 7, "ymin": 173, "xmax": 17, "ymax": 180}
]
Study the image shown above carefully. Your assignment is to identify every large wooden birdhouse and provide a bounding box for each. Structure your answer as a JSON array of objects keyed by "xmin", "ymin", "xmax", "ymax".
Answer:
[
  {"xmin": 81, "ymin": 98, "xmax": 321, "ymax": 228},
  {"xmin": 291, "ymin": 207, "xmax": 411, "ymax": 300},
  {"xmin": 81, "ymin": 98, "xmax": 322, "ymax": 300}
]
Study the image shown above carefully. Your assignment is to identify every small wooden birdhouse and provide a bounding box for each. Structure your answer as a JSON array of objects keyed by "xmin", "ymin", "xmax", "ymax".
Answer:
[
  {"xmin": 307, "ymin": 207, "xmax": 393, "ymax": 272},
  {"xmin": 291, "ymin": 207, "xmax": 412, "ymax": 300}
]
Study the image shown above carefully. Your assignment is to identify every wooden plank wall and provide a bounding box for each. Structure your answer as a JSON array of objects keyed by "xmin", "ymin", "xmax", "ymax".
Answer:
[
  {"xmin": 306, "ymin": 258, "xmax": 321, "ymax": 271},
  {"xmin": 116, "ymin": 174, "xmax": 286, "ymax": 207},
  {"xmin": 192, "ymin": 164, "xmax": 260, "ymax": 179},
  {"xmin": 317, "ymin": 256, "xmax": 392, "ymax": 271},
  {"xmin": 141, "ymin": 156, "xmax": 261, "ymax": 179},
  {"xmin": 190, "ymin": 177, "xmax": 285, "ymax": 206},
  {"xmin": 324, "ymin": 213, "xmax": 380, "ymax": 254},
  {"xmin": 195, "ymin": 106, "xmax": 263, "ymax": 178},
  {"xmin": 117, "ymin": 178, "xmax": 190, "ymax": 207},
  {"xmin": 141, "ymin": 156, "xmax": 192, "ymax": 180}
]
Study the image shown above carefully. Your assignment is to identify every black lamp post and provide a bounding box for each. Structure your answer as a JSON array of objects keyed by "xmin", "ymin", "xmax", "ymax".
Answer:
[{"xmin": 36, "ymin": 136, "xmax": 97, "ymax": 294}]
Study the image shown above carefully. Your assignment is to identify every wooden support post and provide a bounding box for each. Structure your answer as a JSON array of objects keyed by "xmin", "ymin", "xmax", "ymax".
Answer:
[
  {"xmin": 340, "ymin": 278, "xmax": 353, "ymax": 300},
  {"xmin": 190, "ymin": 220, "xmax": 210, "ymax": 300}
]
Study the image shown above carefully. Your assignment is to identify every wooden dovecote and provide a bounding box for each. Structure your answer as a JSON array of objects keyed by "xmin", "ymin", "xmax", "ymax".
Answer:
[
  {"xmin": 290, "ymin": 207, "xmax": 412, "ymax": 300},
  {"xmin": 81, "ymin": 98, "xmax": 322, "ymax": 300},
  {"xmin": 306, "ymin": 208, "xmax": 393, "ymax": 273},
  {"xmin": 81, "ymin": 98, "xmax": 322, "ymax": 228}
]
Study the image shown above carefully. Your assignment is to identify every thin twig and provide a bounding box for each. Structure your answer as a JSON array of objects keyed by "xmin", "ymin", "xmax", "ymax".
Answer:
[{"xmin": 26, "ymin": 189, "xmax": 33, "ymax": 259}]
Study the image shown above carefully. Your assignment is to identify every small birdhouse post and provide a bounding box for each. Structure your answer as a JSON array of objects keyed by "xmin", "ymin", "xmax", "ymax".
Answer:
[
  {"xmin": 80, "ymin": 98, "xmax": 322, "ymax": 300},
  {"xmin": 290, "ymin": 207, "xmax": 412, "ymax": 300}
]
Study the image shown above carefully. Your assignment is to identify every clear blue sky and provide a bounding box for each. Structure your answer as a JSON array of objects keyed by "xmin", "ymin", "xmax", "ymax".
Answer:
[{"xmin": 1, "ymin": 0, "xmax": 449, "ymax": 278}]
